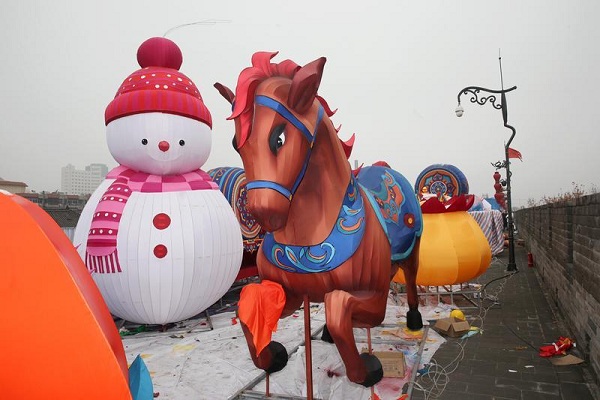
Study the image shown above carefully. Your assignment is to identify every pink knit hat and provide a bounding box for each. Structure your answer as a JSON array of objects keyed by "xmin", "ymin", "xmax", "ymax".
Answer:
[{"xmin": 105, "ymin": 37, "xmax": 212, "ymax": 127}]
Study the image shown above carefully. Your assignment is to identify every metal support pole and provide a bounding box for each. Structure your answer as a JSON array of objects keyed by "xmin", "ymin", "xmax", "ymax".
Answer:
[
  {"xmin": 367, "ymin": 328, "xmax": 375, "ymax": 399},
  {"xmin": 455, "ymin": 56, "xmax": 519, "ymax": 272},
  {"xmin": 303, "ymin": 295, "xmax": 313, "ymax": 400},
  {"xmin": 504, "ymin": 146, "xmax": 517, "ymax": 271}
]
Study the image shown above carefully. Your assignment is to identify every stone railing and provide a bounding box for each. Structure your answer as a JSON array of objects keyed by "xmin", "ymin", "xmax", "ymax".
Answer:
[{"xmin": 515, "ymin": 193, "xmax": 600, "ymax": 384}]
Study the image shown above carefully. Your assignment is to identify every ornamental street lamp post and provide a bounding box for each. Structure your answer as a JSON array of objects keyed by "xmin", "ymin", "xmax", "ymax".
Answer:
[{"xmin": 455, "ymin": 57, "xmax": 518, "ymax": 272}]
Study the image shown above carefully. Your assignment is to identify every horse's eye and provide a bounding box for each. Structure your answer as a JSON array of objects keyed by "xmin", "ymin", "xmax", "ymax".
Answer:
[
  {"xmin": 269, "ymin": 124, "xmax": 286, "ymax": 155},
  {"xmin": 141, "ymin": 139, "xmax": 148, "ymax": 145},
  {"xmin": 179, "ymin": 140, "xmax": 185, "ymax": 146}
]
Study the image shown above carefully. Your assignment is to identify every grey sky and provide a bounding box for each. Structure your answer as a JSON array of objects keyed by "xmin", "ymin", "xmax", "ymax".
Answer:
[{"xmin": 2, "ymin": 1, "xmax": 599, "ymax": 207}]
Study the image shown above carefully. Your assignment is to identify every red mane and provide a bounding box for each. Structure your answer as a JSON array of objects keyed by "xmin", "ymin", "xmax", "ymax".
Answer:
[
  {"xmin": 229, "ymin": 52, "xmax": 299, "ymax": 148},
  {"xmin": 229, "ymin": 51, "xmax": 352, "ymax": 157}
]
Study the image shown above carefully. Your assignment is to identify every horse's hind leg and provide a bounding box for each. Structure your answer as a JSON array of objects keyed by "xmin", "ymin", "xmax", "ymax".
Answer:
[
  {"xmin": 324, "ymin": 290, "xmax": 388, "ymax": 387},
  {"xmin": 401, "ymin": 238, "xmax": 423, "ymax": 330},
  {"xmin": 320, "ymin": 324, "xmax": 334, "ymax": 343}
]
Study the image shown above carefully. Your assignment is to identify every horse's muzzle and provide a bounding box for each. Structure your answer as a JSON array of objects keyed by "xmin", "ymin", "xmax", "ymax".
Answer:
[{"xmin": 246, "ymin": 190, "xmax": 290, "ymax": 232}]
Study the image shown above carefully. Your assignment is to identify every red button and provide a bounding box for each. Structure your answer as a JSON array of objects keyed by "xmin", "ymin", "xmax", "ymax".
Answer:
[
  {"xmin": 154, "ymin": 244, "xmax": 168, "ymax": 259},
  {"xmin": 153, "ymin": 213, "xmax": 171, "ymax": 230}
]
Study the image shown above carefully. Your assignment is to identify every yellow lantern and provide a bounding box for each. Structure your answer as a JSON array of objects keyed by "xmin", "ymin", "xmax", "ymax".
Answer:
[{"xmin": 395, "ymin": 195, "xmax": 491, "ymax": 286}]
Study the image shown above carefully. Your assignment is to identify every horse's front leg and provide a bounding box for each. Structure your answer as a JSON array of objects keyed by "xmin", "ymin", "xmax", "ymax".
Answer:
[
  {"xmin": 238, "ymin": 281, "xmax": 302, "ymax": 373},
  {"xmin": 324, "ymin": 290, "xmax": 388, "ymax": 387},
  {"xmin": 400, "ymin": 238, "xmax": 423, "ymax": 330}
]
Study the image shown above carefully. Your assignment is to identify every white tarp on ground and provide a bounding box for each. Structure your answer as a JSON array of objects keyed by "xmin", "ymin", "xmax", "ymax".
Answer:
[{"xmin": 122, "ymin": 294, "xmax": 452, "ymax": 400}]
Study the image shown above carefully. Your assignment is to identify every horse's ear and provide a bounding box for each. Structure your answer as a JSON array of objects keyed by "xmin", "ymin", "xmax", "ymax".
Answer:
[
  {"xmin": 214, "ymin": 82, "xmax": 235, "ymax": 105},
  {"xmin": 288, "ymin": 57, "xmax": 326, "ymax": 114}
]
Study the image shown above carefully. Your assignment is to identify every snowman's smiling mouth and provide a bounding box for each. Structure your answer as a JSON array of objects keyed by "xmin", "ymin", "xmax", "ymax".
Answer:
[
  {"xmin": 147, "ymin": 140, "xmax": 182, "ymax": 162},
  {"xmin": 148, "ymin": 149, "xmax": 181, "ymax": 162}
]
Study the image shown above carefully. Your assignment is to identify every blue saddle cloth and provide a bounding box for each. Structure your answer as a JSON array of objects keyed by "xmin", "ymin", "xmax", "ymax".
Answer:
[
  {"xmin": 261, "ymin": 176, "xmax": 365, "ymax": 274},
  {"xmin": 356, "ymin": 166, "xmax": 423, "ymax": 261}
]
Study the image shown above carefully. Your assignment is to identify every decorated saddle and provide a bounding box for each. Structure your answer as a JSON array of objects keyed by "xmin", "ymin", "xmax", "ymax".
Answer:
[{"xmin": 356, "ymin": 165, "xmax": 423, "ymax": 261}]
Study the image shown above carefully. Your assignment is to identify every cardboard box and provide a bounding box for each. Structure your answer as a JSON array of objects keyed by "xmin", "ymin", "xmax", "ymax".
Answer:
[
  {"xmin": 433, "ymin": 317, "xmax": 470, "ymax": 338},
  {"xmin": 361, "ymin": 349, "xmax": 406, "ymax": 378}
]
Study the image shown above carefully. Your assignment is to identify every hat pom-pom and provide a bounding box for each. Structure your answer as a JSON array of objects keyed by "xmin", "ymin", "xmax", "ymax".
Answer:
[{"xmin": 137, "ymin": 37, "xmax": 183, "ymax": 70}]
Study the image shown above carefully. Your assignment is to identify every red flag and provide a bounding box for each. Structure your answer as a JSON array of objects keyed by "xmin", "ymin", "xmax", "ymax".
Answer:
[{"xmin": 508, "ymin": 147, "xmax": 522, "ymax": 161}]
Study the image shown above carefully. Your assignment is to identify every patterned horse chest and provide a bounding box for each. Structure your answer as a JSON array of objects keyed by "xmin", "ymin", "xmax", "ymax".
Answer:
[{"xmin": 262, "ymin": 177, "xmax": 365, "ymax": 273}]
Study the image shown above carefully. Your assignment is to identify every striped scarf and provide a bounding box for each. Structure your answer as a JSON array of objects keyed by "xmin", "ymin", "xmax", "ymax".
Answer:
[{"xmin": 85, "ymin": 165, "xmax": 218, "ymax": 274}]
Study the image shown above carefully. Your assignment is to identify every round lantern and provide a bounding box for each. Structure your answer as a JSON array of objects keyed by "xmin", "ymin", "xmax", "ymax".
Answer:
[
  {"xmin": 415, "ymin": 164, "xmax": 469, "ymax": 201},
  {"xmin": 73, "ymin": 37, "xmax": 243, "ymax": 325},
  {"xmin": 0, "ymin": 191, "xmax": 131, "ymax": 399},
  {"xmin": 208, "ymin": 167, "xmax": 265, "ymax": 254}
]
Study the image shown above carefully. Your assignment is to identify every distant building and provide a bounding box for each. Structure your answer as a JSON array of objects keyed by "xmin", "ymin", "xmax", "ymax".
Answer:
[
  {"xmin": 0, "ymin": 178, "xmax": 28, "ymax": 194},
  {"xmin": 18, "ymin": 192, "xmax": 89, "ymax": 241},
  {"xmin": 19, "ymin": 192, "xmax": 90, "ymax": 211},
  {"xmin": 61, "ymin": 163, "xmax": 108, "ymax": 195}
]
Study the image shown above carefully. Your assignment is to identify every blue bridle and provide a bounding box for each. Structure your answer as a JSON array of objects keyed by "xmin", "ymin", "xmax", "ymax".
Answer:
[{"xmin": 245, "ymin": 95, "xmax": 324, "ymax": 201}]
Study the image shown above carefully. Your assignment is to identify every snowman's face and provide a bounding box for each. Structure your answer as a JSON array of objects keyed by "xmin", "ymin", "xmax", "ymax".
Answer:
[{"xmin": 106, "ymin": 113, "xmax": 211, "ymax": 175}]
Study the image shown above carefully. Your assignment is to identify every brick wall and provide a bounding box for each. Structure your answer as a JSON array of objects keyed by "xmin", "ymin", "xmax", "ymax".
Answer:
[{"xmin": 516, "ymin": 193, "xmax": 600, "ymax": 383}]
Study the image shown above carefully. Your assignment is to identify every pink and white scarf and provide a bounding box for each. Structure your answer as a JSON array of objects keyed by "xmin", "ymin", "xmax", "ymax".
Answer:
[{"xmin": 85, "ymin": 165, "xmax": 218, "ymax": 274}]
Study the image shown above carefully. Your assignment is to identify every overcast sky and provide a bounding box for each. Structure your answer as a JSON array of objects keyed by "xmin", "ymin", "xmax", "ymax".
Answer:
[{"xmin": 2, "ymin": 1, "xmax": 599, "ymax": 207}]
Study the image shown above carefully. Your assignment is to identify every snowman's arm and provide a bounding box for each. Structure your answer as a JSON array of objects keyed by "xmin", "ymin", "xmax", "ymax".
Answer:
[{"xmin": 72, "ymin": 179, "xmax": 116, "ymax": 259}]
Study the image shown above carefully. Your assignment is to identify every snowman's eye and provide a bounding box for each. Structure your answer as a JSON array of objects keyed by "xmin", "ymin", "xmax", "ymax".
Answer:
[
  {"xmin": 179, "ymin": 140, "xmax": 185, "ymax": 146},
  {"xmin": 141, "ymin": 139, "xmax": 148, "ymax": 145}
]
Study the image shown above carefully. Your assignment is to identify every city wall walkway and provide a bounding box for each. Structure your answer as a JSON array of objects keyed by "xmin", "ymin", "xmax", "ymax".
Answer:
[{"xmin": 411, "ymin": 244, "xmax": 598, "ymax": 399}]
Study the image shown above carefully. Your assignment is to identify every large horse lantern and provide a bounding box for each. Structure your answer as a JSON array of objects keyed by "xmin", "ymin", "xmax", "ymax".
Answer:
[{"xmin": 215, "ymin": 52, "xmax": 423, "ymax": 387}]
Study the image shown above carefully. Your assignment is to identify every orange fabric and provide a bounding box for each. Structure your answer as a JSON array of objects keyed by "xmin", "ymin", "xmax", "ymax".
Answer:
[
  {"xmin": 238, "ymin": 280, "xmax": 286, "ymax": 357},
  {"xmin": 0, "ymin": 193, "xmax": 131, "ymax": 399}
]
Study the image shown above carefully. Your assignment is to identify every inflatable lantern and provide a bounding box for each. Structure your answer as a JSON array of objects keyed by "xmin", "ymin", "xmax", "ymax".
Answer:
[
  {"xmin": 394, "ymin": 195, "xmax": 492, "ymax": 286},
  {"xmin": 208, "ymin": 167, "xmax": 265, "ymax": 278},
  {"xmin": 493, "ymin": 171, "xmax": 507, "ymax": 210},
  {"xmin": 0, "ymin": 191, "xmax": 152, "ymax": 399},
  {"xmin": 73, "ymin": 37, "xmax": 243, "ymax": 325},
  {"xmin": 208, "ymin": 167, "xmax": 265, "ymax": 254},
  {"xmin": 215, "ymin": 52, "xmax": 423, "ymax": 388},
  {"xmin": 415, "ymin": 163, "xmax": 469, "ymax": 202}
]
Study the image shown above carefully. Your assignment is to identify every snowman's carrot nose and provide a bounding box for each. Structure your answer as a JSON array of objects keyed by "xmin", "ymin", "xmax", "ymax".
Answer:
[{"xmin": 158, "ymin": 141, "xmax": 170, "ymax": 152}]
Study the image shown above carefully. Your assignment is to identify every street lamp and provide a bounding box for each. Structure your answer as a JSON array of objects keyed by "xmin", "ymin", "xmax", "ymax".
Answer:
[{"xmin": 455, "ymin": 57, "xmax": 518, "ymax": 272}]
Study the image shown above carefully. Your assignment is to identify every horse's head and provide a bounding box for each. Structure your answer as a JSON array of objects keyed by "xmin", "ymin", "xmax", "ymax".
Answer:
[{"xmin": 216, "ymin": 52, "xmax": 327, "ymax": 232}]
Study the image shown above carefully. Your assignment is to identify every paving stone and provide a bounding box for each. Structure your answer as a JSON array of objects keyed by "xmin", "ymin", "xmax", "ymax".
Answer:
[
  {"xmin": 434, "ymin": 389, "xmax": 496, "ymax": 400},
  {"xmin": 467, "ymin": 381, "xmax": 522, "ymax": 398},
  {"xmin": 520, "ymin": 390, "xmax": 561, "ymax": 400},
  {"xmin": 520, "ymin": 371, "xmax": 559, "ymax": 383},
  {"xmin": 496, "ymin": 374, "xmax": 560, "ymax": 395},
  {"xmin": 559, "ymin": 382, "xmax": 595, "ymax": 399}
]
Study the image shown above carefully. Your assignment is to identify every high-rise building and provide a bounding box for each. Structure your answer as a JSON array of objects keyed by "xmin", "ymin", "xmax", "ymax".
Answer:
[{"xmin": 61, "ymin": 163, "xmax": 108, "ymax": 195}]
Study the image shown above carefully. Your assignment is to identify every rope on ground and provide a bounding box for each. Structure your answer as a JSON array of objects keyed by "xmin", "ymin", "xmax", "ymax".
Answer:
[
  {"xmin": 470, "ymin": 259, "xmax": 518, "ymax": 333},
  {"xmin": 411, "ymin": 257, "xmax": 517, "ymax": 399},
  {"xmin": 412, "ymin": 339, "xmax": 466, "ymax": 400}
]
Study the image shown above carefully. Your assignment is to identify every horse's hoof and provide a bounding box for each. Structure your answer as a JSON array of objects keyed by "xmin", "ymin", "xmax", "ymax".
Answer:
[
  {"xmin": 358, "ymin": 353, "xmax": 383, "ymax": 387},
  {"xmin": 320, "ymin": 325, "xmax": 334, "ymax": 343},
  {"xmin": 265, "ymin": 341, "xmax": 288, "ymax": 374},
  {"xmin": 406, "ymin": 309, "xmax": 423, "ymax": 331}
]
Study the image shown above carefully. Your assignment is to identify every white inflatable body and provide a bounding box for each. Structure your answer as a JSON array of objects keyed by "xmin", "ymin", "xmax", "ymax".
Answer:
[{"xmin": 74, "ymin": 112, "xmax": 243, "ymax": 324}]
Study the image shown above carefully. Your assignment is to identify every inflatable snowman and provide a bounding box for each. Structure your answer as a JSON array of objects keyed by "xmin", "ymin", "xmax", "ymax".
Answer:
[{"xmin": 73, "ymin": 37, "xmax": 242, "ymax": 325}]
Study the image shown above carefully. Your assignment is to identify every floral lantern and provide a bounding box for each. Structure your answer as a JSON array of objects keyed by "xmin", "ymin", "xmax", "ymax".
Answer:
[{"xmin": 415, "ymin": 164, "xmax": 469, "ymax": 202}]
